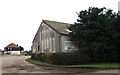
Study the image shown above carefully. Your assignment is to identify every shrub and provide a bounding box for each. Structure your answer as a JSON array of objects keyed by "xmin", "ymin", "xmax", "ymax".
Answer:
[
  {"xmin": 51, "ymin": 52, "xmax": 89, "ymax": 65},
  {"xmin": 36, "ymin": 53, "xmax": 44, "ymax": 61},
  {"xmin": 31, "ymin": 53, "xmax": 37, "ymax": 60},
  {"xmin": 31, "ymin": 51, "xmax": 119, "ymax": 65},
  {"xmin": 31, "ymin": 52, "xmax": 90, "ymax": 65},
  {"xmin": 41, "ymin": 53, "xmax": 52, "ymax": 63}
]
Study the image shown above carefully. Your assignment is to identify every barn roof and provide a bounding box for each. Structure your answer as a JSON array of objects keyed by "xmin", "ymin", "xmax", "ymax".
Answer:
[{"xmin": 43, "ymin": 20, "xmax": 72, "ymax": 35}]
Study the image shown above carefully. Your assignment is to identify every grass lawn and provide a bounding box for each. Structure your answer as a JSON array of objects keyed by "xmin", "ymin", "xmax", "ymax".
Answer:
[
  {"xmin": 26, "ymin": 58, "xmax": 120, "ymax": 69},
  {"xmin": 26, "ymin": 58, "xmax": 57, "ymax": 67},
  {"xmin": 65, "ymin": 63, "xmax": 120, "ymax": 68}
]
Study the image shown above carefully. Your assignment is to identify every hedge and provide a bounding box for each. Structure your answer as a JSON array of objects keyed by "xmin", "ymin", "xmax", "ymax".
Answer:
[
  {"xmin": 31, "ymin": 52, "xmax": 90, "ymax": 65},
  {"xmin": 31, "ymin": 51, "xmax": 119, "ymax": 65},
  {"xmin": 51, "ymin": 52, "xmax": 90, "ymax": 65}
]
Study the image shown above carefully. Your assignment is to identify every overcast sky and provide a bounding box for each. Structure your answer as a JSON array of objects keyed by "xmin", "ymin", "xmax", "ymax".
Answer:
[{"xmin": 0, "ymin": 0, "xmax": 119, "ymax": 50}]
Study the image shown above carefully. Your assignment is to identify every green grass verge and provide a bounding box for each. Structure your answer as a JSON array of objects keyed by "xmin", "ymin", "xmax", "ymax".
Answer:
[
  {"xmin": 64, "ymin": 63, "xmax": 120, "ymax": 68},
  {"xmin": 26, "ymin": 58, "xmax": 119, "ymax": 69},
  {"xmin": 25, "ymin": 58, "xmax": 57, "ymax": 67}
]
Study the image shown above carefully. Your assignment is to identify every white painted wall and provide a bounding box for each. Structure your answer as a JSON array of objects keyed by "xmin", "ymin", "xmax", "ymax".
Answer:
[{"xmin": 10, "ymin": 51, "xmax": 21, "ymax": 55}]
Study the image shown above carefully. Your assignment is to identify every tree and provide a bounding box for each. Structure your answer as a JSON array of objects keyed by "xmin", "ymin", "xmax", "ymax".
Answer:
[
  {"xmin": 19, "ymin": 46, "xmax": 24, "ymax": 52},
  {"xmin": 69, "ymin": 7, "xmax": 119, "ymax": 62}
]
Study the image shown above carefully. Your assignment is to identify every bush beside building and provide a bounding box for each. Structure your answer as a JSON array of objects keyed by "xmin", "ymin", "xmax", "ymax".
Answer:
[{"xmin": 31, "ymin": 52, "xmax": 90, "ymax": 65}]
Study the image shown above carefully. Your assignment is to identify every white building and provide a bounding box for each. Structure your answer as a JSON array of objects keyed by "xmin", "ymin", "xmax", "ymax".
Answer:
[{"xmin": 4, "ymin": 43, "xmax": 22, "ymax": 55}]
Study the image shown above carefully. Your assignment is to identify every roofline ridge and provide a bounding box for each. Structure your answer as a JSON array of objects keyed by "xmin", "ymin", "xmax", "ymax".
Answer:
[{"xmin": 42, "ymin": 19, "xmax": 72, "ymax": 25}]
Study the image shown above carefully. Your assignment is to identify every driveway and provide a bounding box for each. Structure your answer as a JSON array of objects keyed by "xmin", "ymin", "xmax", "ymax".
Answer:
[
  {"xmin": 2, "ymin": 55, "xmax": 68, "ymax": 73},
  {"xmin": 0, "ymin": 55, "xmax": 119, "ymax": 75},
  {"xmin": 1, "ymin": 55, "xmax": 81, "ymax": 73}
]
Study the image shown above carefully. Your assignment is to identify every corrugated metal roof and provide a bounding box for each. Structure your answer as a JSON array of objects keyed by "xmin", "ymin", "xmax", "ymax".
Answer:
[{"xmin": 43, "ymin": 20, "xmax": 72, "ymax": 35}]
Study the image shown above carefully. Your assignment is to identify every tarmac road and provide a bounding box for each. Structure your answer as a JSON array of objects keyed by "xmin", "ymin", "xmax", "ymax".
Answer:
[
  {"xmin": 2, "ymin": 55, "xmax": 86, "ymax": 73},
  {"xmin": 0, "ymin": 55, "xmax": 119, "ymax": 75},
  {"xmin": 1, "ymin": 55, "xmax": 68, "ymax": 73}
]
